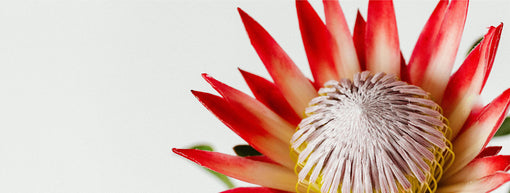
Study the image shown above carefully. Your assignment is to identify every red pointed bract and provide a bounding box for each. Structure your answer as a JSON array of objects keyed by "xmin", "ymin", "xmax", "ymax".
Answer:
[
  {"xmin": 245, "ymin": 155, "xmax": 277, "ymax": 164},
  {"xmin": 221, "ymin": 187, "xmax": 290, "ymax": 193},
  {"xmin": 480, "ymin": 26, "xmax": 502, "ymax": 92},
  {"xmin": 238, "ymin": 8, "xmax": 317, "ymax": 117},
  {"xmin": 353, "ymin": 10, "xmax": 366, "ymax": 71},
  {"xmin": 408, "ymin": 0, "xmax": 448, "ymax": 85},
  {"xmin": 442, "ymin": 24, "xmax": 503, "ymax": 139},
  {"xmin": 437, "ymin": 172, "xmax": 510, "ymax": 193},
  {"xmin": 399, "ymin": 52, "xmax": 409, "ymax": 82},
  {"xmin": 442, "ymin": 155, "xmax": 510, "ymax": 184},
  {"xmin": 322, "ymin": 0, "xmax": 360, "ymax": 79},
  {"xmin": 191, "ymin": 91, "xmax": 294, "ymax": 169},
  {"xmin": 411, "ymin": 0, "xmax": 468, "ymax": 102},
  {"xmin": 476, "ymin": 146, "xmax": 503, "ymax": 159},
  {"xmin": 446, "ymin": 89, "xmax": 510, "ymax": 177},
  {"xmin": 202, "ymin": 74, "xmax": 295, "ymax": 143},
  {"xmin": 239, "ymin": 69, "xmax": 301, "ymax": 126},
  {"xmin": 173, "ymin": 149, "xmax": 297, "ymax": 192},
  {"xmin": 296, "ymin": 0, "xmax": 340, "ymax": 86},
  {"xmin": 457, "ymin": 100, "xmax": 485, "ymax": 136},
  {"xmin": 365, "ymin": 0, "xmax": 400, "ymax": 76}
]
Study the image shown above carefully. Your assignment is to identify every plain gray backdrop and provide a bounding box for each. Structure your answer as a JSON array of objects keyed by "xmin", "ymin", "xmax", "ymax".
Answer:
[{"xmin": 0, "ymin": 0, "xmax": 509, "ymax": 192}]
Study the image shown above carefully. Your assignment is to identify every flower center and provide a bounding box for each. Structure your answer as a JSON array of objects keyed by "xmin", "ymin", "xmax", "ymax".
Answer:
[{"xmin": 290, "ymin": 72, "xmax": 454, "ymax": 193}]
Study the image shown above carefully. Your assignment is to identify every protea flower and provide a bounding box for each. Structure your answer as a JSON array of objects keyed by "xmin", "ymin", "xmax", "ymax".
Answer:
[{"xmin": 173, "ymin": 0, "xmax": 510, "ymax": 192}]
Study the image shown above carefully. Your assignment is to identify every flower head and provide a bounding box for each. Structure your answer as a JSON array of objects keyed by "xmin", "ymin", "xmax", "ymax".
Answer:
[
  {"xmin": 174, "ymin": 0, "xmax": 510, "ymax": 192},
  {"xmin": 291, "ymin": 72, "xmax": 454, "ymax": 193}
]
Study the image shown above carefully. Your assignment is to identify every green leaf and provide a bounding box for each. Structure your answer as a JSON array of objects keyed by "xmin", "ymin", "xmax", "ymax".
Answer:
[
  {"xmin": 203, "ymin": 168, "xmax": 235, "ymax": 188},
  {"xmin": 233, "ymin": 145, "xmax": 262, "ymax": 157},
  {"xmin": 190, "ymin": 144, "xmax": 214, "ymax": 151},
  {"xmin": 494, "ymin": 117, "xmax": 510, "ymax": 137},
  {"xmin": 188, "ymin": 144, "xmax": 235, "ymax": 188},
  {"xmin": 467, "ymin": 36, "xmax": 483, "ymax": 56}
]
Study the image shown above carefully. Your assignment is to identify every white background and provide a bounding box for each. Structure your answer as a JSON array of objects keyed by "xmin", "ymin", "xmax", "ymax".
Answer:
[{"xmin": 0, "ymin": 0, "xmax": 509, "ymax": 192}]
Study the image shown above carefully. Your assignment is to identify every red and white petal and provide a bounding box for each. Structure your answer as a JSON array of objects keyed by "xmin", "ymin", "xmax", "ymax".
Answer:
[
  {"xmin": 442, "ymin": 24, "xmax": 503, "ymax": 139},
  {"xmin": 437, "ymin": 172, "xmax": 510, "ymax": 193},
  {"xmin": 245, "ymin": 155, "xmax": 277, "ymax": 164},
  {"xmin": 365, "ymin": 0, "xmax": 400, "ymax": 76},
  {"xmin": 412, "ymin": 0, "xmax": 468, "ymax": 102},
  {"xmin": 445, "ymin": 89, "xmax": 510, "ymax": 177},
  {"xmin": 408, "ymin": 0, "xmax": 448, "ymax": 85},
  {"xmin": 202, "ymin": 74, "xmax": 295, "ymax": 143},
  {"xmin": 296, "ymin": 0, "xmax": 339, "ymax": 86},
  {"xmin": 476, "ymin": 146, "xmax": 503, "ymax": 159},
  {"xmin": 353, "ymin": 10, "xmax": 366, "ymax": 71},
  {"xmin": 221, "ymin": 187, "xmax": 290, "ymax": 193},
  {"xmin": 322, "ymin": 0, "xmax": 361, "ymax": 79},
  {"xmin": 442, "ymin": 155, "xmax": 510, "ymax": 185},
  {"xmin": 399, "ymin": 52, "xmax": 409, "ymax": 82},
  {"xmin": 191, "ymin": 91, "xmax": 294, "ymax": 168},
  {"xmin": 457, "ymin": 99, "xmax": 486, "ymax": 136},
  {"xmin": 238, "ymin": 8, "xmax": 317, "ymax": 117},
  {"xmin": 173, "ymin": 149, "xmax": 297, "ymax": 192},
  {"xmin": 239, "ymin": 69, "xmax": 301, "ymax": 126}
]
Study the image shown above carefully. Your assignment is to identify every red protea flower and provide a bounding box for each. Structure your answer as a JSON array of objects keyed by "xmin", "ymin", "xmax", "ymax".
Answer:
[{"xmin": 174, "ymin": 0, "xmax": 510, "ymax": 192}]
